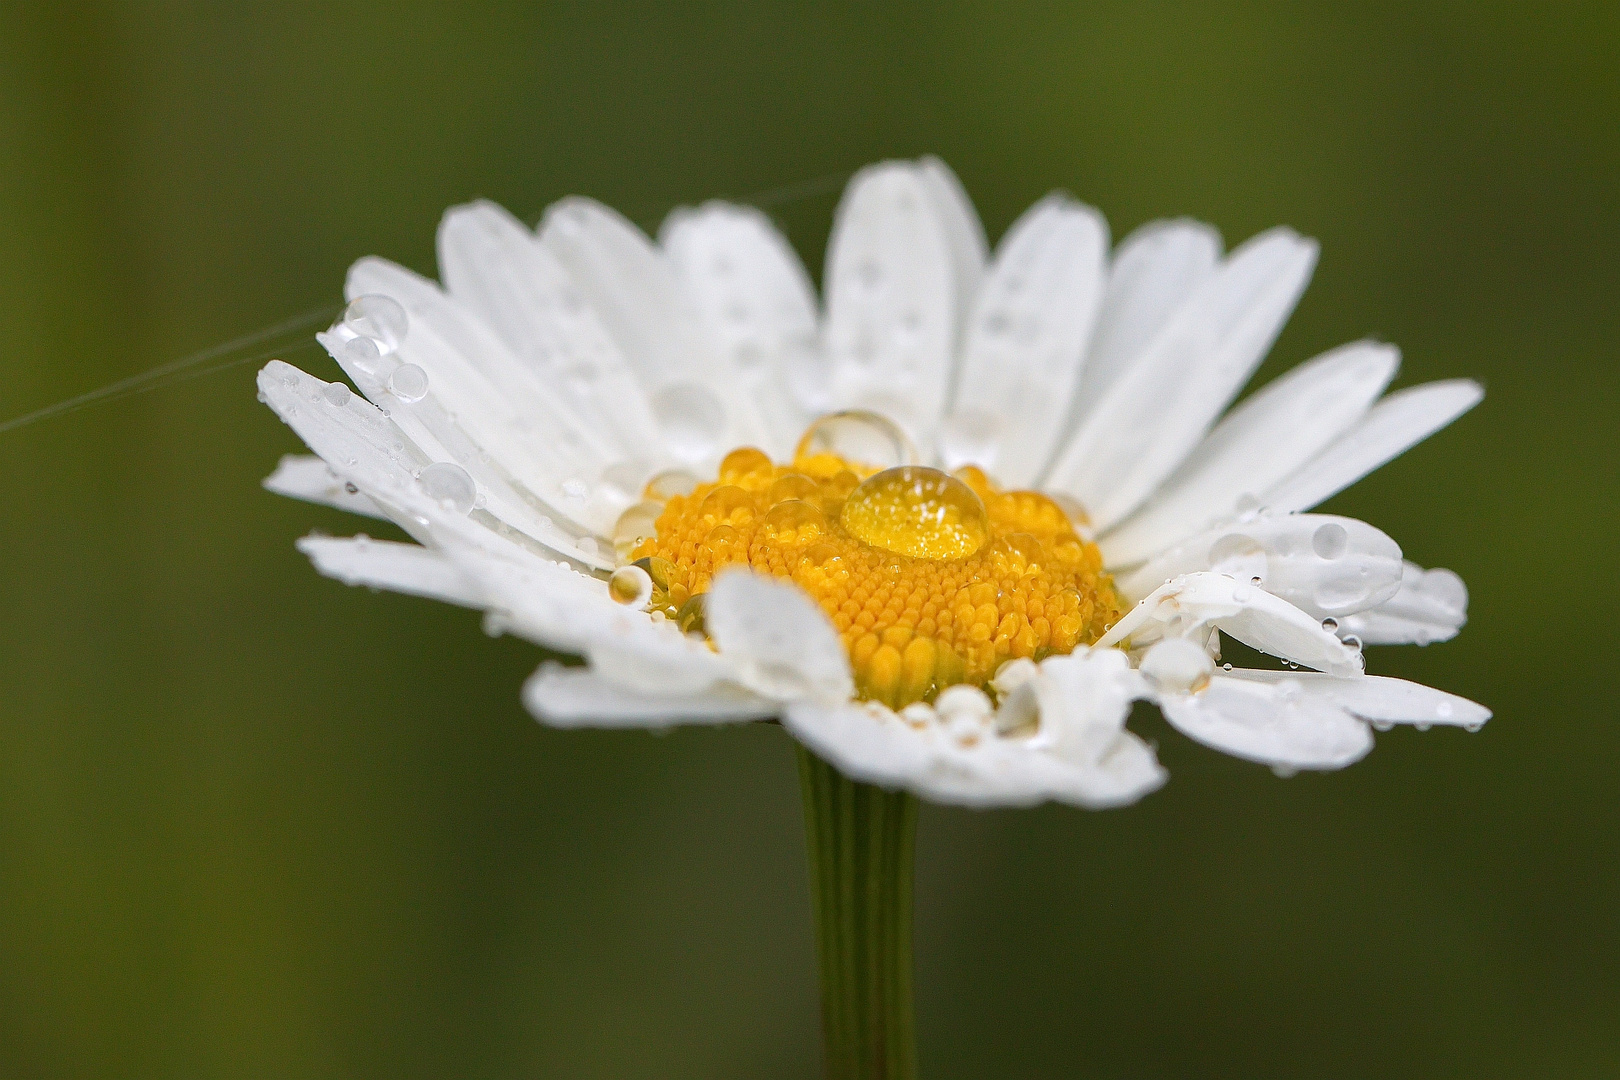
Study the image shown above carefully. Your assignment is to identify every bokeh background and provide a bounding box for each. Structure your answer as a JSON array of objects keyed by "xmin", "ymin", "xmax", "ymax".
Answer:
[{"xmin": 2, "ymin": 3, "xmax": 1616, "ymax": 1077}]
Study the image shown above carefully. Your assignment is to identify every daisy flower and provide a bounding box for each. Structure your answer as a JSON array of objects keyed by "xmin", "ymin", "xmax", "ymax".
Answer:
[{"xmin": 260, "ymin": 156, "xmax": 1486, "ymax": 805}]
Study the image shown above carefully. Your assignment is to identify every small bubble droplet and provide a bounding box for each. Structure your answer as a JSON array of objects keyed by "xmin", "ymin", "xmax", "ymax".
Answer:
[
  {"xmin": 389, "ymin": 364, "xmax": 429, "ymax": 402},
  {"xmin": 608, "ymin": 565, "xmax": 654, "ymax": 608},
  {"xmin": 1312, "ymin": 522, "xmax": 1350, "ymax": 560},
  {"xmin": 794, "ymin": 411, "xmax": 919, "ymax": 471},
  {"xmin": 1321, "ymin": 617, "xmax": 1339, "ymax": 632},
  {"xmin": 418, "ymin": 462, "xmax": 476, "ymax": 514},
  {"xmin": 323, "ymin": 382, "xmax": 352, "ymax": 406},
  {"xmin": 343, "ymin": 295, "xmax": 408, "ymax": 353}
]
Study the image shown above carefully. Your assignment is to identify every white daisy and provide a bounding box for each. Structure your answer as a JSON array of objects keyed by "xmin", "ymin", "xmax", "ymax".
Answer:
[{"xmin": 260, "ymin": 156, "xmax": 1488, "ymax": 810}]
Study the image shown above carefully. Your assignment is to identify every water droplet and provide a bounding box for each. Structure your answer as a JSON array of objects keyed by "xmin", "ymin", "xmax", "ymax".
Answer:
[
  {"xmin": 767, "ymin": 473, "xmax": 819, "ymax": 505},
  {"xmin": 651, "ymin": 383, "xmax": 726, "ymax": 462},
  {"xmin": 1140, "ymin": 638, "xmax": 1215, "ymax": 695},
  {"xmin": 1312, "ymin": 522, "xmax": 1349, "ymax": 560},
  {"xmin": 1371, "ymin": 719, "xmax": 1394, "ymax": 732},
  {"xmin": 1234, "ymin": 493, "xmax": 1264, "ymax": 519},
  {"xmin": 1341, "ymin": 634, "xmax": 1362, "ymax": 651},
  {"xmin": 794, "ymin": 411, "xmax": 919, "ymax": 471},
  {"xmin": 1207, "ymin": 533, "xmax": 1267, "ymax": 581},
  {"xmin": 1415, "ymin": 722, "xmax": 1432, "ymax": 732},
  {"xmin": 598, "ymin": 460, "xmax": 653, "ymax": 504},
  {"xmin": 643, "ymin": 469, "xmax": 702, "ymax": 503},
  {"xmin": 1271, "ymin": 764, "xmax": 1298, "ymax": 779},
  {"xmin": 702, "ymin": 523, "xmax": 743, "ymax": 560},
  {"xmin": 762, "ymin": 500, "xmax": 826, "ymax": 542},
  {"xmin": 608, "ymin": 565, "xmax": 654, "ymax": 608},
  {"xmin": 388, "ymin": 363, "xmax": 429, "ymax": 402},
  {"xmin": 562, "ymin": 478, "xmax": 589, "ymax": 500},
  {"xmin": 1321, "ymin": 617, "xmax": 1339, "ymax": 632},
  {"xmin": 322, "ymin": 382, "xmax": 353, "ymax": 407},
  {"xmin": 344, "ymin": 481, "xmax": 359, "ymax": 495},
  {"xmin": 840, "ymin": 466, "xmax": 988, "ymax": 560},
  {"xmin": 719, "ymin": 446, "xmax": 774, "ymax": 486},
  {"xmin": 699, "ymin": 485, "xmax": 756, "ymax": 525},
  {"xmin": 577, "ymin": 536, "xmax": 600, "ymax": 559},
  {"xmin": 613, "ymin": 501, "xmax": 663, "ymax": 558},
  {"xmin": 676, "ymin": 593, "xmax": 708, "ymax": 635},
  {"xmin": 936, "ymin": 410, "xmax": 1002, "ymax": 471},
  {"xmin": 343, "ymin": 295, "xmax": 408, "ymax": 353},
  {"xmin": 1222, "ymin": 662, "xmax": 1234, "ymax": 672},
  {"xmin": 418, "ymin": 461, "xmax": 476, "ymax": 514},
  {"xmin": 1463, "ymin": 721, "xmax": 1483, "ymax": 733}
]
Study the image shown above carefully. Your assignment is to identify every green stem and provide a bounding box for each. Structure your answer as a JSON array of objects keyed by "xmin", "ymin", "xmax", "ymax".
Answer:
[{"xmin": 797, "ymin": 746, "xmax": 919, "ymax": 1080}]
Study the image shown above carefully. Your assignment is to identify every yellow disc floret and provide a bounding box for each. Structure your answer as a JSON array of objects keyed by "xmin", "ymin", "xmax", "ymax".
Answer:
[{"xmin": 624, "ymin": 438, "xmax": 1125, "ymax": 708}]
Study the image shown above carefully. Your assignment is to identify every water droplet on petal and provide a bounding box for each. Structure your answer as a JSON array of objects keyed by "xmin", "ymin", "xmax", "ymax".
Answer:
[
  {"xmin": 1271, "ymin": 764, "xmax": 1298, "ymax": 779},
  {"xmin": 1140, "ymin": 638, "xmax": 1215, "ymax": 695},
  {"xmin": 562, "ymin": 478, "xmax": 589, "ymax": 500},
  {"xmin": 1207, "ymin": 533, "xmax": 1267, "ymax": 581},
  {"xmin": 389, "ymin": 363, "xmax": 429, "ymax": 402},
  {"xmin": 418, "ymin": 462, "xmax": 475, "ymax": 514},
  {"xmin": 1415, "ymin": 722, "xmax": 1432, "ymax": 732},
  {"xmin": 577, "ymin": 536, "xmax": 600, "ymax": 559},
  {"xmin": 613, "ymin": 501, "xmax": 663, "ymax": 558},
  {"xmin": 1372, "ymin": 719, "xmax": 1394, "ymax": 732},
  {"xmin": 1312, "ymin": 522, "xmax": 1349, "ymax": 560},
  {"xmin": 652, "ymin": 383, "xmax": 726, "ymax": 462},
  {"xmin": 322, "ymin": 382, "xmax": 353, "ymax": 407},
  {"xmin": 643, "ymin": 468, "xmax": 702, "ymax": 503},
  {"xmin": 1321, "ymin": 617, "xmax": 1339, "ymax": 632},
  {"xmin": 608, "ymin": 565, "xmax": 654, "ymax": 608},
  {"xmin": 794, "ymin": 411, "xmax": 919, "ymax": 472},
  {"xmin": 1341, "ymin": 634, "xmax": 1362, "ymax": 651},
  {"xmin": 343, "ymin": 295, "xmax": 408, "ymax": 354}
]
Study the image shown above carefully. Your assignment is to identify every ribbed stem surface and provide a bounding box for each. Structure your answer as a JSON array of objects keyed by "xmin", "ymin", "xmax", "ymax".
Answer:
[{"xmin": 797, "ymin": 747, "xmax": 919, "ymax": 1080}]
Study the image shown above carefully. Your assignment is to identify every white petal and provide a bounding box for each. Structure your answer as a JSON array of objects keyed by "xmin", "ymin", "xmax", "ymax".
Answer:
[
  {"xmin": 296, "ymin": 535, "xmax": 485, "ymax": 608},
  {"xmin": 1157, "ymin": 674, "xmax": 1372, "ymax": 769},
  {"xmin": 435, "ymin": 200, "xmax": 663, "ymax": 461},
  {"xmin": 538, "ymin": 197, "xmax": 769, "ymax": 459},
  {"xmin": 339, "ymin": 259, "xmax": 625, "ymax": 538},
  {"xmin": 1046, "ymin": 228, "xmax": 1318, "ymax": 530},
  {"xmin": 660, "ymin": 201, "xmax": 819, "ymax": 458},
  {"xmin": 1263, "ymin": 380, "xmax": 1484, "ymax": 512},
  {"xmin": 1335, "ymin": 561, "xmax": 1469, "ymax": 646},
  {"xmin": 822, "ymin": 161, "xmax": 960, "ymax": 449},
  {"xmin": 945, "ymin": 194, "xmax": 1108, "ymax": 484},
  {"xmin": 1069, "ymin": 218, "xmax": 1222, "ymax": 432},
  {"xmin": 1224, "ymin": 670, "xmax": 1489, "ymax": 728},
  {"xmin": 915, "ymin": 156, "xmax": 988, "ymax": 324},
  {"xmin": 258, "ymin": 360, "xmax": 609, "ymax": 571},
  {"xmin": 523, "ymin": 665, "xmax": 775, "ymax": 728},
  {"xmin": 705, "ymin": 569, "xmax": 854, "ymax": 703},
  {"xmin": 263, "ymin": 454, "xmax": 388, "ymax": 520},
  {"xmin": 1116, "ymin": 513, "xmax": 1404, "ymax": 622},
  {"xmin": 1097, "ymin": 571, "xmax": 1364, "ymax": 676},
  {"xmin": 1101, "ymin": 341, "xmax": 1399, "ymax": 564}
]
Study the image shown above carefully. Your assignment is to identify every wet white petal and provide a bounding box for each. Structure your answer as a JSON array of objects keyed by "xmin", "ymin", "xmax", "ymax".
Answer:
[
  {"xmin": 524, "ymin": 665, "xmax": 776, "ymax": 727},
  {"xmin": 823, "ymin": 161, "xmax": 959, "ymax": 449},
  {"xmin": 1157, "ymin": 674, "xmax": 1373, "ymax": 769},
  {"xmin": 1071, "ymin": 218, "xmax": 1223, "ymax": 430},
  {"xmin": 1264, "ymin": 380, "xmax": 1484, "ymax": 512},
  {"xmin": 915, "ymin": 156, "xmax": 989, "ymax": 326},
  {"xmin": 1335, "ymin": 560, "xmax": 1469, "ymax": 645},
  {"xmin": 1098, "ymin": 571, "xmax": 1364, "ymax": 676},
  {"xmin": 297, "ymin": 535, "xmax": 484, "ymax": 607},
  {"xmin": 660, "ymin": 201, "xmax": 818, "ymax": 457},
  {"xmin": 947, "ymin": 194, "xmax": 1108, "ymax": 484},
  {"xmin": 1047, "ymin": 228, "xmax": 1318, "ymax": 530},
  {"xmin": 706, "ymin": 569, "xmax": 853, "ymax": 703},
  {"xmin": 1116, "ymin": 512, "xmax": 1404, "ymax": 622},
  {"xmin": 436, "ymin": 200, "xmax": 663, "ymax": 460},
  {"xmin": 263, "ymin": 454, "xmax": 387, "ymax": 520},
  {"xmin": 1102, "ymin": 341, "xmax": 1399, "ymax": 564},
  {"xmin": 1224, "ymin": 670, "xmax": 1489, "ymax": 728}
]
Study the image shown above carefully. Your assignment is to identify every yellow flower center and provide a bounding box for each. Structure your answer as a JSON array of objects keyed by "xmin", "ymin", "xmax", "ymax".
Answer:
[{"xmin": 620, "ymin": 421, "xmax": 1125, "ymax": 708}]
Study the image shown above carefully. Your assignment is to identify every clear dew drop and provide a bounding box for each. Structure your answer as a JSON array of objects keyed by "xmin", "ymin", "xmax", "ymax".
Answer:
[
  {"xmin": 1372, "ymin": 719, "xmax": 1394, "ymax": 732},
  {"xmin": 598, "ymin": 460, "xmax": 652, "ymax": 504},
  {"xmin": 562, "ymin": 478, "xmax": 589, "ymax": 500},
  {"xmin": 1464, "ymin": 721, "xmax": 1484, "ymax": 733},
  {"xmin": 577, "ymin": 536, "xmax": 600, "ymax": 559},
  {"xmin": 1222, "ymin": 663, "xmax": 1233, "ymax": 672},
  {"xmin": 418, "ymin": 462, "xmax": 476, "ymax": 514},
  {"xmin": 1321, "ymin": 617, "xmax": 1339, "ymax": 632},
  {"xmin": 840, "ymin": 466, "xmax": 988, "ymax": 560},
  {"xmin": 388, "ymin": 363, "xmax": 429, "ymax": 402},
  {"xmin": 1342, "ymin": 634, "xmax": 1363, "ymax": 651},
  {"xmin": 651, "ymin": 383, "xmax": 726, "ymax": 463},
  {"xmin": 1271, "ymin": 764, "xmax": 1298, "ymax": 779},
  {"xmin": 1312, "ymin": 522, "xmax": 1350, "ymax": 560},
  {"xmin": 1207, "ymin": 532, "xmax": 1267, "ymax": 582},
  {"xmin": 343, "ymin": 295, "xmax": 408, "ymax": 354},
  {"xmin": 643, "ymin": 468, "xmax": 702, "ymax": 503},
  {"xmin": 936, "ymin": 410, "xmax": 1002, "ymax": 472},
  {"xmin": 794, "ymin": 410, "xmax": 919, "ymax": 471},
  {"xmin": 322, "ymin": 382, "xmax": 352, "ymax": 407},
  {"xmin": 607, "ymin": 565, "xmax": 654, "ymax": 609},
  {"xmin": 1140, "ymin": 638, "xmax": 1215, "ymax": 695},
  {"xmin": 1415, "ymin": 722, "xmax": 1432, "ymax": 732},
  {"xmin": 613, "ymin": 501, "xmax": 663, "ymax": 559}
]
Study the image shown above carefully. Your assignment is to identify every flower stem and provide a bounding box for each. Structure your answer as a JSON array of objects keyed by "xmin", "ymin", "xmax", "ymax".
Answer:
[{"xmin": 797, "ymin": 746, "xmax": 920, "ymax": 1080}]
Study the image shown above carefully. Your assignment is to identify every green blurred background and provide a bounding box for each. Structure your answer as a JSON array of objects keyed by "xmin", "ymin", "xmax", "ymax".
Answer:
[{"xmin": 2, "ymin": 3, "xmax": 1616, "ymax": 1076}]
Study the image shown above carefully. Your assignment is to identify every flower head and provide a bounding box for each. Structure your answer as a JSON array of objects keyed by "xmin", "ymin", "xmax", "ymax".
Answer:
[{"xmin": 261, "ymin": 156, "xmax": 1487, "ymax": 809}]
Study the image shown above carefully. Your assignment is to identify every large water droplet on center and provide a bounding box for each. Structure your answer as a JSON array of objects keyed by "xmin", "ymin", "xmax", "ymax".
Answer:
[{"xmin": 840, "ymin": 466, "xmax": 988, "ymax": 560}]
